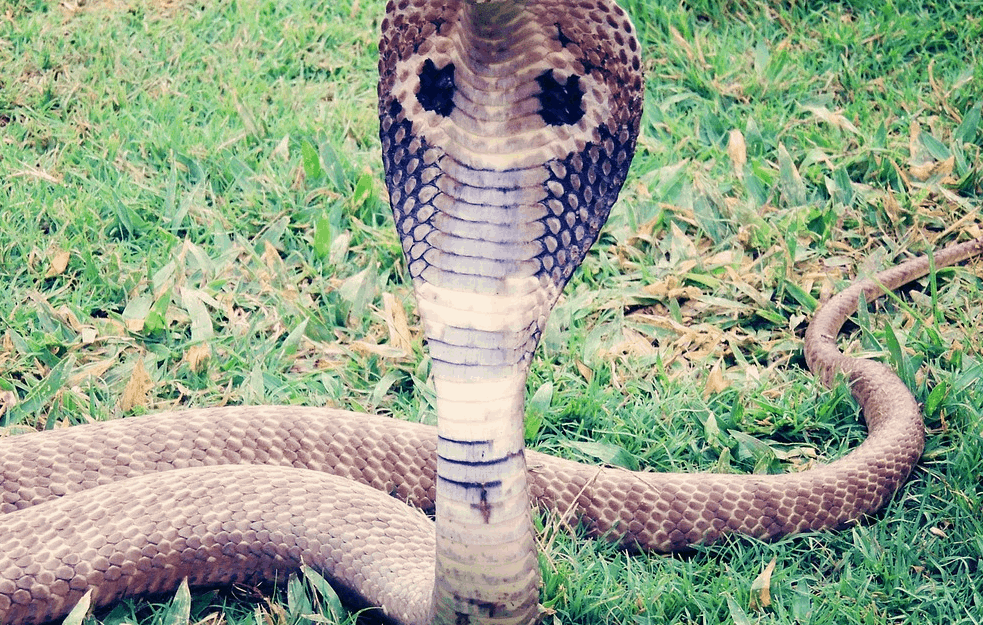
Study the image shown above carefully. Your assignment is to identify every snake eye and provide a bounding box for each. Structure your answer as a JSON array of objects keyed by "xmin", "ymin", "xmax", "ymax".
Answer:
[
  {"xmin": 417, "ymin": 59, "xmax": 456, "ymax": 117},
  {"xmin": 535, "ymin": 70, "xmax": 584, "ymax": 126}
]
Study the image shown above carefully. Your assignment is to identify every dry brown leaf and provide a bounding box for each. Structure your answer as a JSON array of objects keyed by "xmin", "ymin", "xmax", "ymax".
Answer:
[
  {"xmin": 120, "ymin": 356, "xmax": 153, "ymax": 412},
  {"xmin": 185, "ymin": 343, "xmax": 211, "ymax": 373},
  {"xmin": 908, "ymin": 155, "xmax": 955, "ymax": 183},
  {"xmin": 186, "ymin": 610, "xmax": 224, "ymax": 625},
  {"xmin": 271, "ymin": 135, "xmax": 290, "ymax": 161},
  {"xmin": 610, "ymin": 328, "xmax": 657, "ymax": 358},
  {"xmin": 51, "ymin": 305, "xmax": 98, "ymax": 344},
  {"xmin": 727, "ymin": 129, "xmax": 747, "ymax": 179},
  {"xmin": 705, "ymin": 249, "xmax": 738, "ymax": 268},
  {"xmin": 773, "ymin": 445, "xmax": 818, "ymax": 469},
  {"xmin": 882, "ymin": 189, "xmax": 901, "ymax": 222},
  {"xmin": 642, "ymin": 279, "xmax": 702, "ymax": 301},
  {"xmin": 703, "ymin": 362, "xmax": 728, "ymax": 397},
  {"xmin": 68, "ymin": 357, "xmax": 116, "ymax": 387},
  {"xmin": 45, "ymin": 250, "xmax": 71, "ymax": 278},
  {"xmin": 575, "ymin": 359, "xmax": 593, "ymax": 383},
  {"xmin": 669, "ymin": 26, "xmax": 695, "ymax": 63},
  {"xmin": 56, "ymin": 305, "xmax": 82, "ymax": 329},
  {"xmin": 352, "ymin": 340, "xmax": 408, "ymax": 359},
  {"xmin": 0, "ymin": 390, "xmax": 16, "ymax": 418},
  {"xmin": 124, "ymin": 317, "xmax": 145, "ymax": 333},
  {"xmin": 632, "ymin": 313, "xmax": 702, "ymax": 338},
  {"xmin": 80, "ymin": 326, "xmax": 98, "ymax": 344},
  {"xmin": 908, "ymin": 121, "xmax": 932, "ymax": 166},
  {"xmin": 261, "ymin": 240, "xmax": 285, "ymax": 276},
  {"xmin": 1, "ymin": 332, "xmax": 14, "ymax": 362},
  {"xmin": 749, "ymin": 556, "xmax": 777, "ymax": 610},
  {"xmin": 382, "ymin": 293, "xmax": 413, "ymax": 355},
  {"xmin": 10, "ymin": 166, "xmax": 63, "ymax": 185},
  {"xmin": 123, "ymin": 299, "xmax": 148, "ymax": 333},
  {"xmin": 803, "ymin": 104, "xmax": 860, "ymax": 135},
  {"xmin": 668, "ymin": 222, "xmax": 700, "ymax": 262}
]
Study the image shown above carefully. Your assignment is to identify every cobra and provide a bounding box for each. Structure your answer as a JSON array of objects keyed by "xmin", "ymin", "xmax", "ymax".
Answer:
[{"xmin": 2, "ymin": 1, "xmax": 982, "ymax": 624}]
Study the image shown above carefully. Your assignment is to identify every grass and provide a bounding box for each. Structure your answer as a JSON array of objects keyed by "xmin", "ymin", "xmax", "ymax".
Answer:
[{"xmin": 1, "ymin": 0, "xmax": 982, "ymax": 624}]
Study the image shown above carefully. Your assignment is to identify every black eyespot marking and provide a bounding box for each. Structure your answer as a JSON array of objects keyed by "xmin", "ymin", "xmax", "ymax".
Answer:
[
  {"xmin": 535, "ymin": 70, "xmax": 584, "ymax": 126},
  {"xmin": 417, "ymin": 59, "xmax": 456, "ymax": 117}
]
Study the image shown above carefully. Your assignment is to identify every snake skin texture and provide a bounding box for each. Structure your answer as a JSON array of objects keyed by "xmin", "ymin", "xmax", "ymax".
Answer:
[
  {"xmin": 3, "ymin": 0, "xmax": 983, "ymax": 621},
  {"xmin": 2, "ymin": 236, "xmax": 981, "ymax": 625}
]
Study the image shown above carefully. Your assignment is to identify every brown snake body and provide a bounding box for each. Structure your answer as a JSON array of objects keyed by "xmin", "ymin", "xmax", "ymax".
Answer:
[{"xmin": 2, "ymin": 0, "xmax": 983, "ymax": 624}]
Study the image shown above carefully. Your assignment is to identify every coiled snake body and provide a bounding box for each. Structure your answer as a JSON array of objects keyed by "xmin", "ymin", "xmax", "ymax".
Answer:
[{"xmin": 2, "ymin": 1, "xmax": 982, "ymax": 624}]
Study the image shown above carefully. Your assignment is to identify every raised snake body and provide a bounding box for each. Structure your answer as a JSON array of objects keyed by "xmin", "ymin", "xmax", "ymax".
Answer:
[{"xmin": 2, "ymin": 1, "xmax": 983, "ymax": 624}]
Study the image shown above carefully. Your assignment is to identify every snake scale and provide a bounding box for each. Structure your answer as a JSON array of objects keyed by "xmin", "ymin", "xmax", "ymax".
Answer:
[{"xmin": 2, "ymin": 1, "xmax": 982, "ymax": 624}]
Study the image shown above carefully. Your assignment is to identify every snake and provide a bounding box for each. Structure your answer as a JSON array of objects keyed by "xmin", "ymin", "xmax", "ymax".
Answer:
[{"xmin": 2, "ymin": 1, "xmax": 983, "ymax": 624}]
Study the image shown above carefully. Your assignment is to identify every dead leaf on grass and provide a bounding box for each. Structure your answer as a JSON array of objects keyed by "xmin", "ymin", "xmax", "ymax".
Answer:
[
  {"xmin": 609, "ymin": 327, "xmax": 658, "ymax": 359},
  {"xmin": 642, "ymin": 276, "xmax": 702, "ymax": 301},
  {"xmin": 185, "ymin": 343, "xmax": 211, "ymax": 373},
  {"xmin": 272, "ymin": 135, "xmax": 290, "ymax": 161},
  {"xmin": 67, "ymin": 357, "xmax": 116, "ymax": 387},
  {"xmin": 906, "ymin": 120, "xmax": 958, "ymax": 184},
  {"xmin": 909, "ymin": 156, "xmax": 955, "ymax": 183},
  {"xmin": 749, "ymin": 557, "xmax": 777, "ymax": 610},
  {"xmin": 575, "ymin": 359, "xmax": 593, "ymax": 383},
  {"xmin": 0, "ymin": 391, "xmax": 16, "ymax": 419},
  {"xmin": 352, "ymin": 339, "xmax": 408, "ymax": 360},
  {"xmin": 10, "ymin": 166, "xmax": 63, "ymax": 185},
  {"xmin": 120, "ymin": 356, "xmax": 153, "ymax": 412},
  {"xmin": 122, "ymin": 293, "xmax": 153, "ymax": 333},
  {"xmin": 667, "ymin": 222, "xmax": 700, "ymax": 263},
  {"xmin": 727, "ymin": 129, "xmax": 747, "ymax": 180},
  {"xmin": 669, "ymin": 26, "xmax": 696, "ymax": 64},
  {"xmin": 45, "ymin": 249, "xmax": 71, "ymax": 278},
  {"xmin": 882, "ymin": 189, "xmax": 901, "ymax": 222},
  {"xmin": 704, "ymin": 362, "xmax": 729, "ymax": 397},
  {"xmin": 382, "ymin": 292, "xmax": 413, "ymax": 355},
  {"xmin": 802, "ymin": 104, "xmax": 860, "ymax": 135}
]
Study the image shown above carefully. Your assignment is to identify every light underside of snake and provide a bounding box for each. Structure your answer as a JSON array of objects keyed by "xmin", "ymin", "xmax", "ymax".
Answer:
[{"xmin": 2, "ymin": 1, "xmax": 982, "ymax": 624}]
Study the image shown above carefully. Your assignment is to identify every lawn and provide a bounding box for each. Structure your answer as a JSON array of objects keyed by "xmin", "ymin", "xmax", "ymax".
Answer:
[{"xmin": 1, "ymin": 0, "xmax": 982, "ymax": 624}]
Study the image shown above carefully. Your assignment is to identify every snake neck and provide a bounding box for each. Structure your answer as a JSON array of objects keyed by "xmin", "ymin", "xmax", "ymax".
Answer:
[
  {"xmin": 379, "ymin": 0, "xmax": 642, "ymax": 622},
  {"xmin": 430, "ymin": 354, "xmax": 538, "ymax": 625},
  {"xmin": 414, "ymin": 243, "xmax": 545, "ymax": 622}
]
